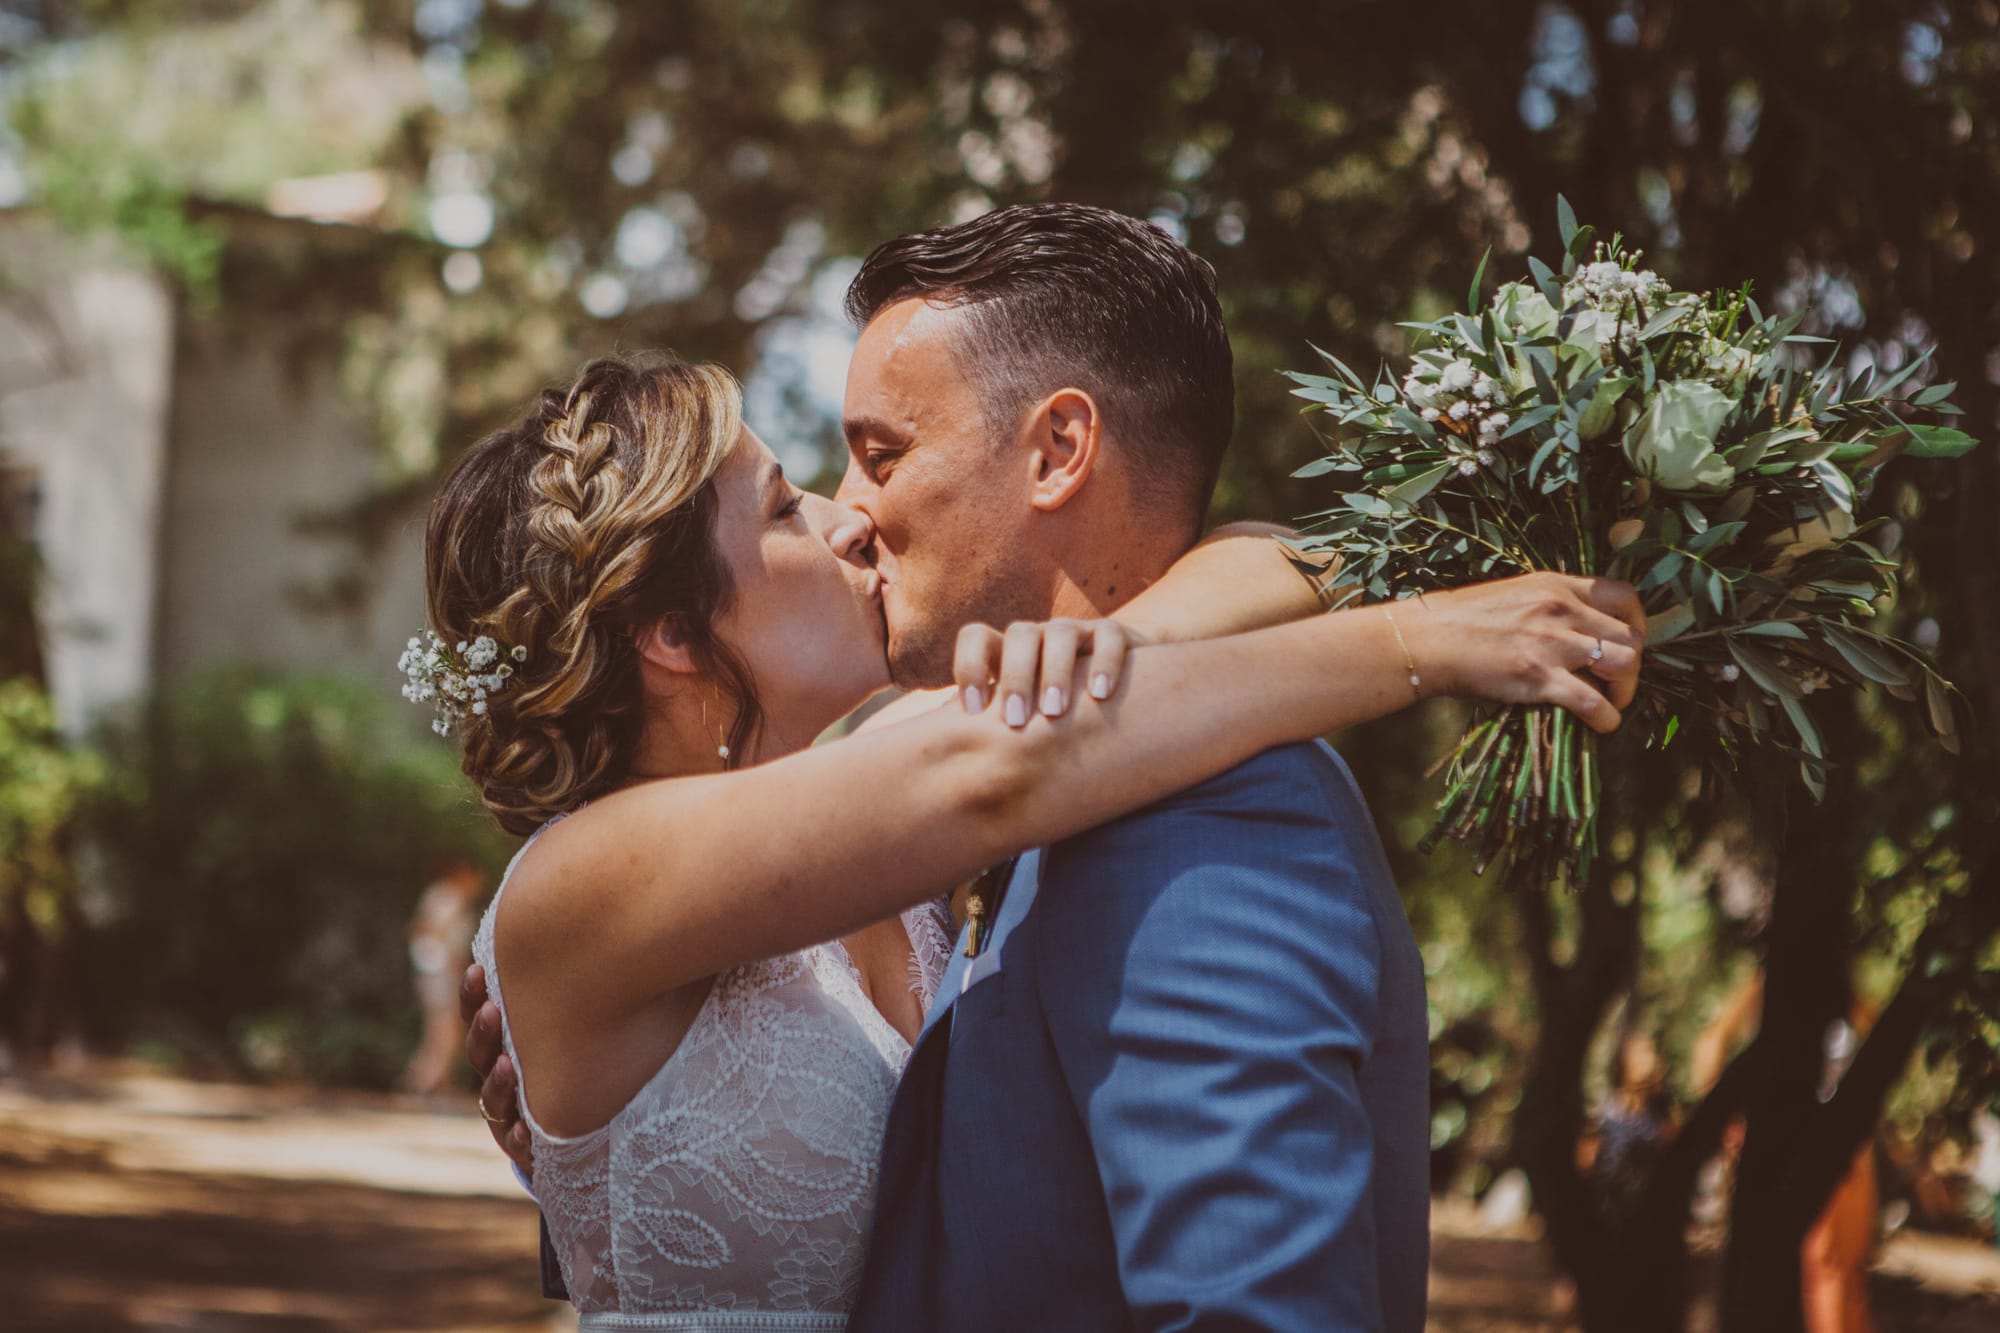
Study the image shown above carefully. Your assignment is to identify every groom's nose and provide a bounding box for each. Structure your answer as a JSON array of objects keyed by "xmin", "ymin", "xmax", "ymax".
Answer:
[{"xmin": 824, "ymin": 503, "xmax": 877, "ymax": 564}]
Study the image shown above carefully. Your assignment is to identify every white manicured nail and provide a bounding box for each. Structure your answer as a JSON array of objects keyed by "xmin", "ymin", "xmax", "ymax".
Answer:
[
  {"xmin": 1042, "ymin": 686, "xmax": 1065, "ymax": 717},
  {"xmin": 1090, "ymin": 674, "xmax": 1111, "ymax": 700},
  {"xmin": 1004, "ymin": 694, "xmax": 1028, "ymax": 728},
  {"xmin": 963, "ymin": 686, "xmax": 985, "ymax": 716}
]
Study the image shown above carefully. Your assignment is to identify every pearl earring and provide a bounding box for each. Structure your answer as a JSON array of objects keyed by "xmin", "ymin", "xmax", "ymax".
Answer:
[{"xmin": 702, "ymin": 689, "xmax": 731, "ymax": 763}]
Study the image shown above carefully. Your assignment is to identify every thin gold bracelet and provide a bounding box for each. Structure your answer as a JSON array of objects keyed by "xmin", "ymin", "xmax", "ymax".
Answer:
[{"xmin": 1382, "ymin": 604, "xmax": 1422, "ymax": 697}]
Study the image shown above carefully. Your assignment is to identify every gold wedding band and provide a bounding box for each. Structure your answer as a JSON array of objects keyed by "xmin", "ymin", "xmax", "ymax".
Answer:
[{"xmin": 478, "ymin": 1094, "xmax": 508, "ymax": 1125}]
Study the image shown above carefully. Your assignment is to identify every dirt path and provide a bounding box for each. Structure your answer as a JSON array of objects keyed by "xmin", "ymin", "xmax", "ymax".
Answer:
[
  {"xmin": 3, "ymin": 1070, "xmax": 1995, "ymax": 1332},
  {"xmin": 1, "ymin": 1071, "xmax": 554, "ymax": 1332}
]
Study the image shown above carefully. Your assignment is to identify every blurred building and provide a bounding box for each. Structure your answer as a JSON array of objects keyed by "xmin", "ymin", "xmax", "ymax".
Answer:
[{"xmin": 0, "ymin": 194, "xmax": 428, "ymax": 736}]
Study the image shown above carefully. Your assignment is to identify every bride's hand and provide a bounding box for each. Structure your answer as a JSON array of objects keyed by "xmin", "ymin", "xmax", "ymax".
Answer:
[
  {"xmin": 1403, "ymin": 572, "xmax": 1647, "ymax": 733},
  {"xmin": 954, "ymin": 618, "xmax": 1143, "ymax": 726}
]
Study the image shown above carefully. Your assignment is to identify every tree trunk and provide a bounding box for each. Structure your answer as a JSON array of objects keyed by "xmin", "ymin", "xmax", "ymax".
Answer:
[
  {"xmin": 1717, "ymin": 749, "xmax": 1858, "ymax": 1333},
  {"xmin": 1507, "ymin": 760, "xmax": 1668, "ymax": 1332}
]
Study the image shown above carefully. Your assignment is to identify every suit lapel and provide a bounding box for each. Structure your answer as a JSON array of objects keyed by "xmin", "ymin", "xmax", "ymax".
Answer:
[{"xmin": 916, "ymin": 849, "xmax": 1043, "ymax": 1044}]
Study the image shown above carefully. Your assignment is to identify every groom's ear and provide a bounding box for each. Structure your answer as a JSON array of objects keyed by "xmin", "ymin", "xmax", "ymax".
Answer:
[
  {"xmin": 1027, "ymin": 387, "xmax": 1101, "ymax": 513},
  {"xmin": 633, "ymin": 618, "xmax": 701, "ymax": 675}
]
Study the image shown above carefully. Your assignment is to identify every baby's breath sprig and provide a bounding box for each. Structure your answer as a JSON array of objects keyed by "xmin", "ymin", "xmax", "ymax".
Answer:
[{"xmin": 398, "ymin": 630, "xmax": 528, "ymax": 736}]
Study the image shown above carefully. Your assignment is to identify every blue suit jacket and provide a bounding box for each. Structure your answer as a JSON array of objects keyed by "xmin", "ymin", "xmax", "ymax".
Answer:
[{"xmin": 848, "ymin": 741, "xmax": 1430, "ymax": 1332}]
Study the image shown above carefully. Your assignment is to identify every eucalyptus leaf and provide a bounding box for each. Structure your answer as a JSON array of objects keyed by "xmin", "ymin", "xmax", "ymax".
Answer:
[
  {"xmin": 1729, "ymin": 424, "xmax": 1815, "ymax": 470},
  {"xmin": 1780, "ymin": 694, "xmax": 1824, "ymax": 758},
  {"xmin": 1467, "ymin": 247, "xmax": 1492, "ymax": 315},
  {"xmin": 1727, "ymin": 637, "xmax": 1804, "ymax": 699},
  {"xmin": 1873, "ymin": 352, "xmax": 1928, "ymax": 398},
  {"xmin": 1647, "ymin": 601, "xmax": 1695, "ymax": 645},
  {"xmin": 1811, "ymin": 461, "xmax": 1855, "ymax": 512},
  {"xmin": 1576, "ymin": 373, "xmax": 1634, "ymax": 441},
  {"xmin": 1386, "ymin": 463, "xmax": 1453, "ymax": 510},
  {"xmin": 1529, "ymin": 347, "xmax": 1559, "ymax": 405},
  {"xmin": 1902, "ymin": 425, "xmax": 1977, "ymax": 458},
  {"xmin": 1309, "ymin": 343, "xmax": 1368, "ymax": 389},
  {"xmin": 1528, "ymin": 435, "xmax": 1562, "ymax": 486},
  {"xmin": 1686, "ymin": 520, "xmax": 1746, "ymax": 553},
  {"xmin": 1638, "ymin": 552, "xmax": 1686, "ymax": 590},
  {"xmin": 1822, "ymin": 624, "xmax": 1911, "ymax": 686},
  {"xmin": 1527, "ymin": 255, "xmax": 1562, "ymax": 306},
  {"xmin": 1637, "ymin": 304, "xmax": 1691, "ymax": 340},
  {"xmin": 1503, "ymin": 404, "xmax": 1562, "ymax": 439},
  {"xmin": 1926, "ymin": 674, "xmax": 1961, "ymax": 754}
]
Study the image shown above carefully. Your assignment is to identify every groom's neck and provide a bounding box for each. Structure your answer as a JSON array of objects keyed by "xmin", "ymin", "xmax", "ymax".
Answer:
[{"xmin": 1045, "ymin": 514, "xmax": 1199, "ymax": 620}]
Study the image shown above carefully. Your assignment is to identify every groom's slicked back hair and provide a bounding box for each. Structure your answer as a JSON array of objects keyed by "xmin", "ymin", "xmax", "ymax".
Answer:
[{"xmin": 846, "ymin": 202, "xmax": 1233, "ymax": 530}]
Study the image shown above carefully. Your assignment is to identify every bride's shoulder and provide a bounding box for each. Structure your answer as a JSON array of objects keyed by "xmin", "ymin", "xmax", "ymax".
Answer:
[
  {"xmin": 490, "ymin": 805, "xmax": 606, "ymax": 937},
  {"xmin": 506, "ymin": 781, "xmax": 675, "ymax": 888}
]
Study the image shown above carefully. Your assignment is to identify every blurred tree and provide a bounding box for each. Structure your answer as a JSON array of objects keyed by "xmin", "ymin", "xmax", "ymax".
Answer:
[
  {"xmin": 0, "ymin": 679, "xmax": 102, "ymax": 1065},
  {"xmin": 79, "ymin": 671, "xmax": 512, "ymax": 1088},
  {"xmin": 6, "ymin": 1, "xmax": 1997, "ymax": 1327}
]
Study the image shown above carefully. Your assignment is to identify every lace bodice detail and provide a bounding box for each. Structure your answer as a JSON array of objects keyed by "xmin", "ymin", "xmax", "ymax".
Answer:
[{"xmin": 474, "ymin": 824, "xmax": 955, "ymax": 1319}]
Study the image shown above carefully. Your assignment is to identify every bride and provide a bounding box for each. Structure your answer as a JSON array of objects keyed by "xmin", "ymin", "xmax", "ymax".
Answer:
[{"xmin": 421, "ymin": 352, "xmax": 1640, "ymax": 1326}]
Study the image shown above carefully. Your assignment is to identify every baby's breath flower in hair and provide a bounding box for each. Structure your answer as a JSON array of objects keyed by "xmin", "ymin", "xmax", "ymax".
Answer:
[{"xmin": 398, "ymin": 629, "xmax": 526, "ymax": 736}]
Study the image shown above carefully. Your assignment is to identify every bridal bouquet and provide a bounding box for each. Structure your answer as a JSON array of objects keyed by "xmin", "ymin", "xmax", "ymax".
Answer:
[{"xmin": 1290, "ymin": 199, "xmax": 1974, "ymax": 889}]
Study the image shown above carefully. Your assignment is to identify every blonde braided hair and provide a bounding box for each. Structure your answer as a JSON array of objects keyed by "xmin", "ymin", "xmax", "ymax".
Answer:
[{"xmin": 422, "ymin": 353, "xmax": 752, "ymax": 836}]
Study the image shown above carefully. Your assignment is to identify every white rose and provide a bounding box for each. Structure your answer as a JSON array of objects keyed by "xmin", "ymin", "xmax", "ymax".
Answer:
[
  {"xmin": 1623, "ymin": 380, "xmax": 1738, "ymax": 490},
  {"xmin": 1493, "ymin": 282, "xmax": 1558, "ymax": 339}
]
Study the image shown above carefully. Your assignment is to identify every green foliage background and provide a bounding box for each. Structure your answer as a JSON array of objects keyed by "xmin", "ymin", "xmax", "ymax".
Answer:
[{"xmin": 77, "ymin": 673, "xmax": 511, "ymax": 1087}]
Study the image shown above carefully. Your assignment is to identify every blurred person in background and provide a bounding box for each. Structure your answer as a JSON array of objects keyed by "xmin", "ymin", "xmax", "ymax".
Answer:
[
  {"xmin": 1579, "ymin": 1029, "xmax": 1678, "ymax": 1226},
  {"xmin": 401, "ymin": 859, "xmax": 485, "ymax": 1096},
  {"xmin": 1694, "ymin": 972, "xmax": 1883, "ymax": 1333}
]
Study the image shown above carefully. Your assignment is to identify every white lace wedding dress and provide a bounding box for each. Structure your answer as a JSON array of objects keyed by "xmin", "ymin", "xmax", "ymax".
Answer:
[{"xmin": 473, "ymin": 818, "xmax": 955, "ymax": 1330}]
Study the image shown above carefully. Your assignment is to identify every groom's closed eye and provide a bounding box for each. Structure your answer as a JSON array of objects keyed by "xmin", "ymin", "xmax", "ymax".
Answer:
[{"xmin": 842, "ymin": 416, "xmax": 912, "ymax": 483}]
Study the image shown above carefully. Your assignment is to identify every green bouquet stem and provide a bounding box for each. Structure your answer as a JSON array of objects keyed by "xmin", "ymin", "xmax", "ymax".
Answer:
[{"xmin": 1428, "ymin": 704, "xmax": 1601, "ymax": 890}]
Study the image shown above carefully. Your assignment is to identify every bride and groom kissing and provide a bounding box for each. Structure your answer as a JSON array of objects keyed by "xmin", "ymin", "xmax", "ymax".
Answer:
[{"xmin": 427, "ymin": 203, "xmax": 1646, "ymax": 1331}]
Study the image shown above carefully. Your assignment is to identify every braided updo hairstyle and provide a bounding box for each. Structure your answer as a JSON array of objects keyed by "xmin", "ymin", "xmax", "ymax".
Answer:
[{"xmin": 423, "ymin": 353, "xmax": 758, "ymax": 836}]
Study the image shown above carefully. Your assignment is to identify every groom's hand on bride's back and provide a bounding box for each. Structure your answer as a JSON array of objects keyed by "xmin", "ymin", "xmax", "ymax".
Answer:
[
  {"xmin": 460, "ymin": 962, "xmax": 535, "ymax": 1177},
  {"xmin": 1415, "ymin": 572, "xmax": 1646, "ymax": 733}
]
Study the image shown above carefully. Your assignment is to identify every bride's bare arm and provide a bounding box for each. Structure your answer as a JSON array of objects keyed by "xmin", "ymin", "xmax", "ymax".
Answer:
[
  {"xmin": 504, "ymin": 572, "xmax": 1642, "ymax": 1020},
  {"xmin": 851, "ymin": 522, "xmax": 1333, "ymax": 734},
  {"xmin": 1113, "ymin": 520, "xmax": 1331, "ymax": 642}
]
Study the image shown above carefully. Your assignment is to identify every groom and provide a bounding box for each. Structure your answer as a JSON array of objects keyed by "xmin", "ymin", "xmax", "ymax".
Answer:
[
  {"xmin": 467, "ymin": 203, "xmax": 1631, "ymax": 1328},
  {"xmin": 830, "ymin": 204, "xmax": 1428, "ymax": 1331}
]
